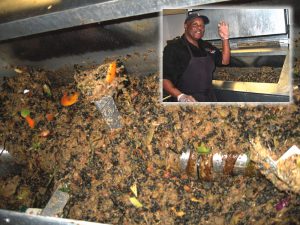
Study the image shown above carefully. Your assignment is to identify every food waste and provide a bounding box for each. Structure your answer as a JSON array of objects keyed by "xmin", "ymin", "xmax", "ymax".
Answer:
[
  {"xmin": 0, "ymin": 60, "xmax": 300, "ymax": 224},
  {"xmin": 214, "ymin": 66, "xmax": 281, "ymax": 83}
]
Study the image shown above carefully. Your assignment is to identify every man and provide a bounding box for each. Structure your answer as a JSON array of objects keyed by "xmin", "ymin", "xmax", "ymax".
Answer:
[{"xmin": 163, "ymin": 13, "xmax": 230, "ymax": 102}]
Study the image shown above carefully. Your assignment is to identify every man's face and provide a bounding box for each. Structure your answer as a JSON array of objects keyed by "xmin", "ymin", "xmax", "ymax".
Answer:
[{"xmin": 184, "ymin": 17, "xmax": 205, "ymax": 41}]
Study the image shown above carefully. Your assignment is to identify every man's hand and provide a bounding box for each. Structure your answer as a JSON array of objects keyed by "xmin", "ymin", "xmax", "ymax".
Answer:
[
  {"xmin": 177, "ymin": 93, "xmax": 196, "ymax": 102},
  {"xmin": 218, "ymin": 21, "xmax": 229, "ymax": 40}
]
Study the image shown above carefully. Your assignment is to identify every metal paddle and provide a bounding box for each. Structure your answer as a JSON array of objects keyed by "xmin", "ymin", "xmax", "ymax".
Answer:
[{"xmin": 265, "ymin": 145, "xmax": 300, "ymax": 173}]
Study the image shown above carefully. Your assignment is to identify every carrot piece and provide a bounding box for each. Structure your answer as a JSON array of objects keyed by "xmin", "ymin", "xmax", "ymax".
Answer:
[
  {"xmin": 46, "ymin": 113, "xmax": 54, "ymax": 121},
  {"xmin": 60, "ymin": 92, "xmax": 79, "ymax": 106},
  {"xmin": 106, "ymin": 61, "xmax": 117, "ymax": 83},
  {"xmin": 25, "ymin": 115, "xmax": 35, "ymax": 128}
]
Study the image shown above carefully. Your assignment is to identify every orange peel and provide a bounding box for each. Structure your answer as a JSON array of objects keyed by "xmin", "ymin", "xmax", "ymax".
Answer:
[{"xmin": 61, "ymin": 92, "xmax": 79, "ymax": 106}]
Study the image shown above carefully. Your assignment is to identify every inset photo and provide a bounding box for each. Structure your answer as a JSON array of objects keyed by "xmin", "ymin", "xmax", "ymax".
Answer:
[{"xmin": 161, "ymin": 8, "xmax": 291, "ymax": 103}]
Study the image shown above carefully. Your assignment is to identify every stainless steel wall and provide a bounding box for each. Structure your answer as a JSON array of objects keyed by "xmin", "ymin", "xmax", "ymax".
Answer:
[
  {"xmin": 192, "ymin": 9, "xmax": 288, "ymax": 40},
  {"xmin": 163, "ymin": 8, "xmax": 289, "ymax": 43}
]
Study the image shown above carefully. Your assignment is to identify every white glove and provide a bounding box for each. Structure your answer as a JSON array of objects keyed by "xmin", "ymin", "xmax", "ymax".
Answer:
[
  {"xmin": 218, "ymin": 21, "xmax": 229, "ymax": 40},
  {"xmin": 177, "ymin": 93, "xmax": 197, "ymax": 102}
]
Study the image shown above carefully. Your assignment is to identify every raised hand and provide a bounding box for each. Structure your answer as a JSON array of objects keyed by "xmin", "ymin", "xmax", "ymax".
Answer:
[{"xmin": 218, "ymin": 21, "xmax": 229, "ymax": 40}]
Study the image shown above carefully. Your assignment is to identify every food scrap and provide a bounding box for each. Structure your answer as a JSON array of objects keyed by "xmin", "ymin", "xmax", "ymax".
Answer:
[
  {"xmin": 197, "ymin": 143, "xmax": 211, "ymax": 154},
  {"xmin": 40, "ymin": 130, "xmax": 50, "ymax": 137},
  {"xmin": 171, "ymin": 207, "xmax": 185, "ymax": 217},
  {"xmin": 45, "ymin": 113, "xmax": 54, "ymax": 122},
  {"xmin": 20, "ymin": 109, "xmax": 30, "ymax": 118},
  {"xmin": 130, "ymin": 183, "xmax": 138, "ymax": 197},
  {"xmin": 25, "ymin": 116, "xmax": 35, "ymax": 129},
  {"xmin": 105, "ymin": 61, "xmax": 117, "ymax": 83},
  {"xmin": 43, "ymin": 84, "xmax": 52, "ymax": 97},
  {"xmin": 129, "ymin": 197, "xmax": 143, "ymax": 208},
  {"xmin": 60, "ymin": 92, "xmax": 79, "ymax": 106},
  {"xmin": 20, "ymin": 109, "xmax": 35, "ymax": 128},
  {"xmin": 14, "ymin": 68, "xmax": 23, "ymax": 74},
  {"xmin": 275, "ymin": 196, "xmax": 290, "ymax": 211}
]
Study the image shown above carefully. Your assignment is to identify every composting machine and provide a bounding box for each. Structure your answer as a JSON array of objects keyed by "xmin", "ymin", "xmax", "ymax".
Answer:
[
  {"xmin": 163, "ymin": 8, "xmax": 291, "ymax": 102},
  {"xmin": 0, "ymin": 1, "xmax": 233, "ymax": 224},
  {"xmin": 0, "ymin": 1, "xmax": 297, "ymax": 225}
]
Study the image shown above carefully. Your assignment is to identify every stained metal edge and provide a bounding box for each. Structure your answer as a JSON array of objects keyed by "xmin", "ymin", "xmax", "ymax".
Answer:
[
  {"xmin": 0, "ymin": 147, "xmax": 23, "ymax": 177},
  {"xmin": 230, "ymin": 47, "xmax": 288, "ymax": 56},
  {"xmin": 0, "ymin": 209, "xmax": 109, "ymax": 225},
  {"xmin": 0, "ymin": 0, "xmax": 229, "ymax": 42},
  {"xmin": 212, "ymin": 153, "xmax": 224, "ymax": 173},
  {"xmin": 180, "ymin": 149, "xmax": 191, "ymax": 171},
  {"xmin": 212, "ymin": 52, "xmax": 291, "ymax": 96},
  {"xmin": 232, "ymin": 153, "xmax": 249, "ymax": 174},
  {"xmin": 276, "ymin": 51, "xmax": 291, "ymax": 93}
]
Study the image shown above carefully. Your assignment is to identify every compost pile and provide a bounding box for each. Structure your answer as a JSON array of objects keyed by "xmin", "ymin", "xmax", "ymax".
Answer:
[
  {"xmin": 214, "ymin": 66, "xmax": 281, "ymax": 83},
  {"xmin": 0, "ymin": 63, "xmax": 300, "ymax": 225}
]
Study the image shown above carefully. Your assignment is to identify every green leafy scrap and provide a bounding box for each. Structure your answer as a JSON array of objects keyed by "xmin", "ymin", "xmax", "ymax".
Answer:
[
  {"xmin": 197, "ymin": 143, "xmax": 211, "ymax": 154},
  {"xmin": 20, "ymin": 109, "xmax": 30, "ymax": 118}
]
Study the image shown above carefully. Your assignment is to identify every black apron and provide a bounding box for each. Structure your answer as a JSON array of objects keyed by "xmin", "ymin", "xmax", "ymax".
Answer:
[{"xmin": 176, "ymin": 40, "xmax": 217, "ymax": 102}]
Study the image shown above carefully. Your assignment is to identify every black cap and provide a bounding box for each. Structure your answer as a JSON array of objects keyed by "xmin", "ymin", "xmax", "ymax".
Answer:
[{"xmin": 184, "ymin": 13, "xmax": 209, "ymax": 24}]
